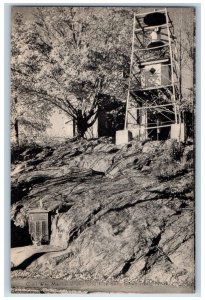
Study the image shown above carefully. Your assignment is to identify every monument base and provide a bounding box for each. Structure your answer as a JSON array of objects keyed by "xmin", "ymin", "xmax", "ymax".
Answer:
[
  {"xmin": 129, "ymin": 125, "xmax": 146, "ymax": 141},
  {"xmin": 115, "ymin": 130, "xmax": 132, "ymax": 145},
  {"xmin": 171, "ymin": 123, "xmax": 185, "ymax": 142}
]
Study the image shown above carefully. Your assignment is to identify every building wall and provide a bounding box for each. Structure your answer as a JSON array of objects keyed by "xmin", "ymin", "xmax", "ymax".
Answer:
[{"xmin": 46, "ymin": 110, "xmax": 73, "ymax": 140}]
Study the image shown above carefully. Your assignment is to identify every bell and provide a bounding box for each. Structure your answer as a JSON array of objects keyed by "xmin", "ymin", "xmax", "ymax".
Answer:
[
  {"xmin": 147, "ymin": 28, "xmax": 164, "ymax": 49},
  {"xmin": 144, "ymin": 12, "xmax": 166, "ymax": 26},
  {"xmin": 147, "ymin": 40, "xmax": 165, "ymax": 49}
]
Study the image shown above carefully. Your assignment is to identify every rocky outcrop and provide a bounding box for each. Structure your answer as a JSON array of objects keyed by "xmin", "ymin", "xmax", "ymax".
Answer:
[{"xmin": 11, "ymin": 138, "xmax": 194, "ymax": 287}]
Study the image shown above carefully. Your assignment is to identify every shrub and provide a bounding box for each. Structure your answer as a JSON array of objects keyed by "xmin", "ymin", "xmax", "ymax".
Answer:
[
  {"xmin": 169, "ymin": 139, "xmax": 184, "ymax": 161},
  {"xmin": 11, "ymin": 141, "xmax": 43, "ymax": 163},
  {"xmin": 156, "ymin": 164, "xmax": 188, "ymax": 181}
]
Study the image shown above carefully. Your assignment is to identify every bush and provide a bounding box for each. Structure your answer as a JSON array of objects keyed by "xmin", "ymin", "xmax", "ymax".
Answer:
[
  {"xmin": 11, "ymin": 143, "xmax": 28, "ymax": 163},
  {"xmin": 169, "ymin": 139, "xmax": 184, "ymax": 161},
  {"xmin": 11, "ymin": 141, "xmax": 43, "ymax": 163},
  {"xmin": 156, "ymin": 164, "xmax": 188, "ymax": 181}
]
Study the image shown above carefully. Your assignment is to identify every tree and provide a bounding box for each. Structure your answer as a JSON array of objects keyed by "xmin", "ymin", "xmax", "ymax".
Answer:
[
  {"xmin": 11, "ymin": 7, "xmax": 137, "ymax": 138},
  {"xmin": 11, "ymin": 13, "xmax": 52, "ymax": 145},
  {"xmin": 171, "ymin": 8, "xmax": 195, "ymax": 111},
  {"xmin": 171, "ymin": 8, "xmax": 195, "ymax": 139}
]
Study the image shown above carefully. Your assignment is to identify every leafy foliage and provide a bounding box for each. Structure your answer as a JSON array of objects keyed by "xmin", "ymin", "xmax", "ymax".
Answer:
[
  {"xmin": 11, "ymin": 7, "xmax": 138, "ymax": 138},
  {"xmin": 11, "ymin": 13, "xmax": 52, "ymax": 144}
]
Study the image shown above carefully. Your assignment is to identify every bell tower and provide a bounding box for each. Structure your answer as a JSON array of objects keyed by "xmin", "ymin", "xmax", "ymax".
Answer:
[{"xmin": 116, "ymin": 8, "xmax": 185, "ymax": 144}]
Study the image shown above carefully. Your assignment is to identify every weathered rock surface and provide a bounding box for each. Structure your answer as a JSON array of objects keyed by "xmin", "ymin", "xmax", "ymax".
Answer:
[{"xmin": 11, "ymin": 138, "xmax": 194, "ymax": 287}]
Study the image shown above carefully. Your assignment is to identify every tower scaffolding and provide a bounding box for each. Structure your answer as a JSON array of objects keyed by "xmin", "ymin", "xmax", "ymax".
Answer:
[{"xmin": 122, "ymin": 8, "xmax": 185, "ymax": 142}]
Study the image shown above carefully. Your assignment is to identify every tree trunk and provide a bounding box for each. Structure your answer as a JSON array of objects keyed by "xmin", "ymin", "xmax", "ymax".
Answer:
[
  {"xmin": 75, "ymin": 108, "xmax": 98, "ymax": 138},
  {"xmin": 76, "ymin": 114, "xmax": 88, "ymax": 138},
  {"xmin": 14, "ymin": 96, "xmax": 19, "ymax": 146},
  {"xmin": 76, "ymin": 121, "xmax": 87, "ymax": 138},
  {"xmin": 14, "ymin": 118, "xmax": 19, "ymax": 146}
]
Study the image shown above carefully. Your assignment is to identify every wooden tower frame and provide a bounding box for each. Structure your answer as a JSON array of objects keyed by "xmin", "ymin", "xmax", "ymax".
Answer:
[{"xmin": 124, "ymin": 8, "xmax": 184, "ymax": 141}]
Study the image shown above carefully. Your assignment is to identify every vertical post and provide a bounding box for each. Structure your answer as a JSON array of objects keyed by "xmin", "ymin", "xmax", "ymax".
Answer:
[
  {"xmin": 178, "ymin": 8, "xmax": 182, "ymax": 135},
  {"xmin": 73, "ymin": 118, "xmax": 76, "ymax": 137},
  {"xmin": 157, "ymin": 119, "xmax": 159, "ymax": 140},
  {"xmin": 179, "ymin": 8, "xmax": 182, "ymax": 105},
  {"xmin": 144, "ymin": 101, "xmax": 148, "ymax": 139},
  {"xmin": 124, "ymin": 13, "xmax": 136, "ymax": 130},
  {"xmin": 165, "ymin": 8, "xmax": 178, "ymax": 124}
]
